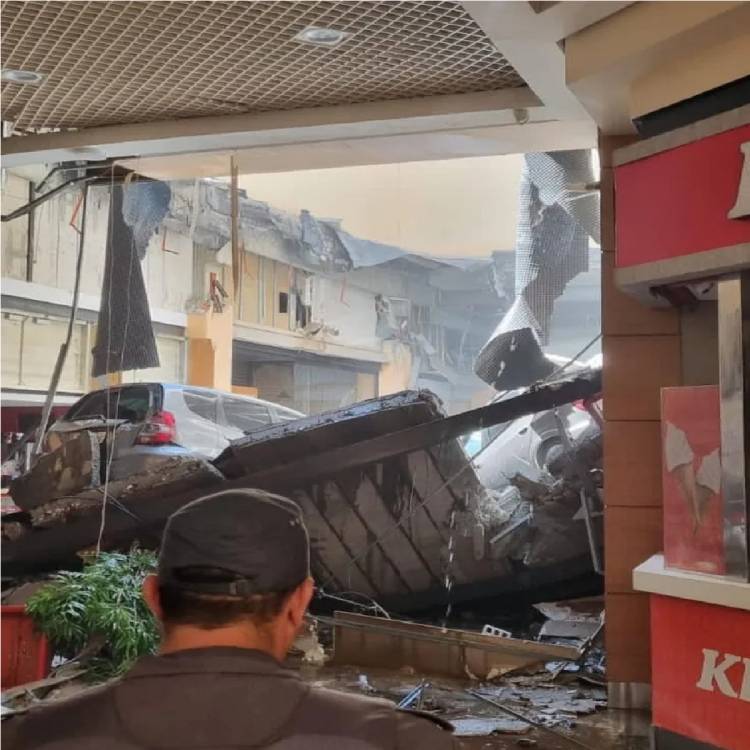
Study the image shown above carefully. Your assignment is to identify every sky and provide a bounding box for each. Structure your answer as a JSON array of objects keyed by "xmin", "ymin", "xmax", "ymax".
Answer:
[{"xmin": 241, "ymin": 154, "xmax": 524, "ymax": 258}]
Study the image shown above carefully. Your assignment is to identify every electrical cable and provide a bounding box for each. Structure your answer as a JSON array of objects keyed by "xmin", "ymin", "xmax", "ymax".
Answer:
[{"xmin": 315, "ymin": 588, "xmax": 391, "ymax": 619}]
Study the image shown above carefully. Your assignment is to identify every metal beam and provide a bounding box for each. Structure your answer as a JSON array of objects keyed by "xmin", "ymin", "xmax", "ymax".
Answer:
[
  {"xmin": 245, "ymin": 370, "xmax": 601, "ymax": 491},
  {"xmin": 1, "ymin": 88, "xmax": 541, "ymax": 169}
]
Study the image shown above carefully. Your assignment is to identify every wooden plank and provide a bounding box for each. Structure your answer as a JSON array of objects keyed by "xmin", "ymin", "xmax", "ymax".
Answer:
[{"xmin": 332, "ymin": 611, "xmax": 580, "ymax": 680}]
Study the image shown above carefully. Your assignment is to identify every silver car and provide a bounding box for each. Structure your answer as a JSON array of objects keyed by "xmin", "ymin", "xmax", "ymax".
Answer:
[{"xmin": 45, "ymin": 383, "xmax": 304, "ymax": 482}]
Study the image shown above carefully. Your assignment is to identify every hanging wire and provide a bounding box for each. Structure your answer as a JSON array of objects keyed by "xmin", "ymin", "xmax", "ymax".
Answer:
[
  {"xmin": 96, "ymin": 172, "xmax": 137, "ymax": 554},
  {"xmin": 315, "ymin": 588, "xmax": 391, "ymax": 619}
]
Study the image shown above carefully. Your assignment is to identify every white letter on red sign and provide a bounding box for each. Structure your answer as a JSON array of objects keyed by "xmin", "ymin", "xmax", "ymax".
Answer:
[
  {"xmin": 696, "ymin": 649, "xmax": 741, "ymax": 698},
  {"xmin": 741, "ymin": 658, "xmax": 750, "ymax": 702}
]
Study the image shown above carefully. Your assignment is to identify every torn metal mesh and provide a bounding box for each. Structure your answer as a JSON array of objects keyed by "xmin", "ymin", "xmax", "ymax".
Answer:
[
  {"xmin": 475, "ymin": 150, "xmax": 599, "ymax": 389},
  {"xmin": 91, "ymin": 181, "xmax": 170, "ymax": 377}
]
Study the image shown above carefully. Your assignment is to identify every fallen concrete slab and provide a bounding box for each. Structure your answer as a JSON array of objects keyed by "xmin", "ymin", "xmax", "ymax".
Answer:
[
  {"xmin": 3, "ymin": 376, "xmax": 602, "ymax": 609},
  {"xmin": 331, "ymin": 611, "xmax": 580, "ymax": 680},
  {"xmin": 11, "ymin": 430, "xmax": 101, "ymax": 512}
]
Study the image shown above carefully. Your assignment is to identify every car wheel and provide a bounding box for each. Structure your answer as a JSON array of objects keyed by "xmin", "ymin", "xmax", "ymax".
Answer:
[{"xmin": 537, "ymin": 439, "xmax": 564, "ymax": 474}]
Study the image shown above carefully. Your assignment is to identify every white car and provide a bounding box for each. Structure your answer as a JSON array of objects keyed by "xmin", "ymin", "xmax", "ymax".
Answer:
[{"xmin": 464, "ymin": 355, "xmax": 602, "ymax": 489}]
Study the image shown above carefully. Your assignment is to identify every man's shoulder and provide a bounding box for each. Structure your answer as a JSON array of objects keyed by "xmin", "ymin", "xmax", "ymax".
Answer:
[
  {"xmin": 303, "ymin": 684, "xmax": 395, "ymax": 719},
  {"xmin": 301, "ymin": 685, "xmax": 458, "ymax": 748},
  {"xmin": 4, "ymin": 681, "xmax": 122, "ymax": 749}
]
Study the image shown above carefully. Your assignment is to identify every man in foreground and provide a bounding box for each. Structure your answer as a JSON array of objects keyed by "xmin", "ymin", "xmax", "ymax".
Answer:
[{"xmin": 6, "ymin": 488, "xmax": 459, "ymax": 749}]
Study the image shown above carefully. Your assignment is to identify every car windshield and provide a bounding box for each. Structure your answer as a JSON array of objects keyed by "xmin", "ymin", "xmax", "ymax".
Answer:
[{"xmin": 64, "ymin": 386, "xmax": 152, "ymax": 423}]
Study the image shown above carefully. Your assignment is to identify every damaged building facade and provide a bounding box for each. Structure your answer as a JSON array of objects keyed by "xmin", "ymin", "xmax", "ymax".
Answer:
[{"xmin": 1, "ymin": 170, "xmax": 514, "ymax": 438}]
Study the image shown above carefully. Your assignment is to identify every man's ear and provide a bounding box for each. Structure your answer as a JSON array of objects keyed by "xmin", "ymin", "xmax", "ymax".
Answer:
[
  {"xmin": 142, "ymin": 574, "xmax": 163, "ymax": 620},
  {"xmin": 287, "ymin": 577, "xmax": 314, "ymax": 628}
]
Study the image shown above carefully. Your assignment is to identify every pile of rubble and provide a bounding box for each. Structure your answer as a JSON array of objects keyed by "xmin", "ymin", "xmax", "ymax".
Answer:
[{"xmin": 3, "ymin": 372, "xmax": 602, "ymax": 612}]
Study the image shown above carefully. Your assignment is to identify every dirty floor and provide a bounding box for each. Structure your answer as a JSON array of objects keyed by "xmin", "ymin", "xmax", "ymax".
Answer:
[{"xmin": 299, "ymin": 663, "xmax": 650, "ymax": 750}]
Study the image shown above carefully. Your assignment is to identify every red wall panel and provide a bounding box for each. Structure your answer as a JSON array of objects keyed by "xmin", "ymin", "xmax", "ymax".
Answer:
[
  {"xmin": 615, "ymin": 125, "xmax": 750, "ymax": 268},
  {"xmin": 651, "ymin": 595, "xmax": 750, "ymax": 750}
]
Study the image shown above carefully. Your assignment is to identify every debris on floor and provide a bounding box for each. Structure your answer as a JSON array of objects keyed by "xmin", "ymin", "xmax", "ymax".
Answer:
[
  {"xmin": 330, "ymin": 611, "xmax": 580, "ymax": 680},
  {"xmin": 1, "ymin": 665, "xmax": 91, "ymax": 717},
  {"xmin": 451, "ymin": 717, "xmax": 531, "ymax": 737},
  {"xmin": 299, "ymin": 655, "xmax": 614, "ymax": 748},
  {"xmin": 289, "ymin": 616, "xmax": 327, "ymax": 666},
  {"xmin": 534, "ymin": 597, "xmax": 603, "ymax": 642}
]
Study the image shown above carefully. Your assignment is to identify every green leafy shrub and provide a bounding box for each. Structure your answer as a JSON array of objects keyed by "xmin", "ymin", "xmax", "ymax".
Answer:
[{"xmin": 26, "ymin": 549, "xmax": 159, "ymax": 678}]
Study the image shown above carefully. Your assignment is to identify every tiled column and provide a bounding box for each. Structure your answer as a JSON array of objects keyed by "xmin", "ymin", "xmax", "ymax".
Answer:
[{"xmin": 599, "ymin": 133, "xmax": 682, "ymax": 708}]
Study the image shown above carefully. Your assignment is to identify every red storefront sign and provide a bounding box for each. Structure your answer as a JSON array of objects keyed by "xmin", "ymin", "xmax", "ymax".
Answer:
[
  {"xmin": 615, "ymin": 124, "xmax": 750, "ymax": 267},
  {"xmin": 661, "ymin": 386, "xmax": 724, "ymax": 575},
  {"xmin": 651, "ymin": 595, "xmax": 750, "ymax": 750}
]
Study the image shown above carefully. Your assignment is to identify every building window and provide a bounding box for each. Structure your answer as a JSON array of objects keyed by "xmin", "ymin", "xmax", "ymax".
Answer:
[
  {"xmin": 278, "ymin": 291, "xmax": 289, "ymax": 315},
  {"xmin": 122, "ymin": 335, "xmax": 185, "ymax": 384},
  {"xmin": 1, "ymin": 312, "xmax": 87, "ymax": 392}
]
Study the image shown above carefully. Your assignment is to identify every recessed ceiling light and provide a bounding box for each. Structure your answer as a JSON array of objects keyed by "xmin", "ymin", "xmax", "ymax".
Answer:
[
  {"xmin": 1, "ymin": 68, "xmax": 45, "ymax": 85},
  {"xmin": 294, "ymin": 26, "xmax": 348, "ymax": 47}
]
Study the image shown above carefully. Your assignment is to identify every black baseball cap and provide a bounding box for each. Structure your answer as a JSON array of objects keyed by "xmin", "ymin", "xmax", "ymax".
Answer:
[{"xmin": 158, "ymin": 489, "xmax": 310, "ymax": 596}]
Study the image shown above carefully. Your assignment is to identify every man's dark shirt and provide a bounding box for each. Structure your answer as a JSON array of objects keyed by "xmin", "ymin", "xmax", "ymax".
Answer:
[{"xmin": 4, "ymin": 647, "xmax": 459, "ymax": 749}]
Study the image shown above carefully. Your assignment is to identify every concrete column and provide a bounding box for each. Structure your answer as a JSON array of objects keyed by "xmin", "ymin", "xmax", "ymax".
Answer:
[
  {"xmin": 186, "ymin": 306, "xmax": 234, "ymax": 392},
  {"xmin": 599, "ymin": 133, "xmax": 682, "ymax": 708}
]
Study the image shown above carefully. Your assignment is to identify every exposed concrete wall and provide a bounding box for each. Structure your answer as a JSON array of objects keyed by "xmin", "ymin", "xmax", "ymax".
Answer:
[
  {"xmin": 0, "ymin": 177, "xmax": 194, "ymax": 314},
  {"xmin": 311, "ymin": 276, "xmax": 380, "ymax": 351},
  {"xmin": 1, "ymin": 171, "xmax": 30, "ymax": 280},
  {"xmin": 600, "ymin": 133, "xmax": 682, "ymax": 697}
]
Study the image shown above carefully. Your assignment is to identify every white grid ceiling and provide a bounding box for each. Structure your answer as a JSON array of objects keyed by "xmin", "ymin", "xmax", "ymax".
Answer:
[{"xmin": 1, "ymin": 1, "xmax": 525, "ymax": 133}]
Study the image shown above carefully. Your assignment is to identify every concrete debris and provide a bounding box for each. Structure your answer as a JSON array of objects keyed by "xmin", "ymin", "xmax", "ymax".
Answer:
[
  {"xmin": 539, "ymin": 620, "xmax": 600, "ymax": 641},
  {"xmin": 4, "ymin": 378, "xmax": 603, "ymax": 610},
  {"xmin": 357, "ymin": 674, "xmax": 376, "ymax": 693},
  {"xmin": 451, "ymin": 717, "xmax": 531, "ymax": 736},
  {"xmin": 534, "ymin": 597, "xmax": 603, "ymax": 623},
  {"xmin": 11, "ymin": 430, "xmax": 101, "ymax": 512},
  {"xmin": 331, "ymin": 611, "xmax": 579, "ymax": 680},
  {"xmin": 482, "ymin": 624, "xmax": 512, "ymax": 638},
  {"xmin": 290, "ymin": 617, "xmax": 327, "ymax": 666},
  {"xmin": 1, "ymin": 666, "xmax": 89, "ymax": 716}
]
